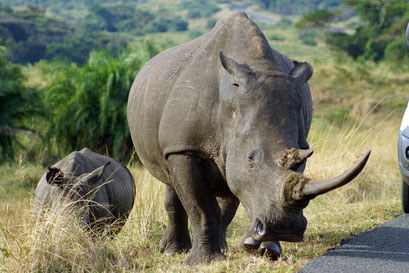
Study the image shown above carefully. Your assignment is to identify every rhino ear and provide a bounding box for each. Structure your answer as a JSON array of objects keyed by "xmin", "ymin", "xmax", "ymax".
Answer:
[
  {"xmin": 290, "ymin": 61, "xmax": 313, "ymax": 84},
  {"xmin": 46, "ymin": 167, "xmax": 64, "ymax": 185},
  {"xmin": 83, "ymin": 162, "xmax": 110, "ymax": 186},
  {"xmin": 220, "ymin": 51, "xmax": 251, "ymax": 86}
]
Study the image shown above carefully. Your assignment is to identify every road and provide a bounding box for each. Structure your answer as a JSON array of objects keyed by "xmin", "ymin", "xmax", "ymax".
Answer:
[{"xmin": 299, "ymin": 214, "xmax": 409, "ymax": 273}]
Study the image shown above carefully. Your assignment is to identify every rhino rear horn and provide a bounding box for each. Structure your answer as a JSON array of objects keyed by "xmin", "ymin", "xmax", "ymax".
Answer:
[{"xmin": 290, "ymin": 61, "xmax": 313, "ymax": 83}]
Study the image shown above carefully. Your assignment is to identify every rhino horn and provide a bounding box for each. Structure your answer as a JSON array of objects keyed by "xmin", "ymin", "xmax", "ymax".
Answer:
[
  {"xmin": 279, "ymin": 148, "xmax": 313, "ymax": 170},
  {"xmin": 284, "ymin": 150, "xmax": 371, "ymax": 205},
  {"xmin": 303, "ymin": 149, "xmax": 371, "ymax": 197}
]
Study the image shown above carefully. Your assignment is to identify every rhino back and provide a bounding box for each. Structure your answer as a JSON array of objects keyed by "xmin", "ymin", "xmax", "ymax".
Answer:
[{"xmin": 127, "ymin": 12, "xmax": 312, "ymax": 182}]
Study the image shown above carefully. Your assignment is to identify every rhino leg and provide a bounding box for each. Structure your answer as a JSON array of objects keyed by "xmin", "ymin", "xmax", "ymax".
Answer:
[
  {"xmin": 167, "ymin": 153, "xmax": 224, "ymax": 265},
  {"xmin": 217, "ymin": 196, "xmax": 239, "ymax": 250},
  {"xmin": 160, "ymin": 185, "xmax": 192, "ymax": 255}
]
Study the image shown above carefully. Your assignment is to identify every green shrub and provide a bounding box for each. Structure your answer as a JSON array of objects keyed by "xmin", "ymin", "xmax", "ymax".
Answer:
[
  {"xmin": 269, "ymin": 33, "xmax": 285, "ymax": 41},
  {"xmin": 298, "ymin": 29, "xmax": 318, "ymax": 46},
  {"xmin": 189, "ymin": 30, "xmax": 204, "ymax": 39},
  {"xmin": 206, "ymin": 18, "xmax": 217, "ymax": 30},
  {"xmin": 0, "ymin": 55, "xmax": 42, "ymax": 162},
  {"xmin": 42, "ymin": 43, "xmax": 159, "ymax": 161}
]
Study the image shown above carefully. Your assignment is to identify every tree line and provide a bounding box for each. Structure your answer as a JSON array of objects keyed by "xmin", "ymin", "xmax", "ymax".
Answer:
[
  {"xmin": 296, "ymin": 0, "xmax": 409, "ymax": 62},
  {"xmin": 0, "ymin": 3, "xmax": 188, "ymax": 64},
  {"xmin": 0, "ymin": 42, "xmax": 158, "ymax": 164}
]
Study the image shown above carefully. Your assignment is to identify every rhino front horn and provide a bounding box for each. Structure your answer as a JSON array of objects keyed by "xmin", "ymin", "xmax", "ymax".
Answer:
[{"xmin": 303, "ymin": 149, "xmax": 371, "ymax": 197}]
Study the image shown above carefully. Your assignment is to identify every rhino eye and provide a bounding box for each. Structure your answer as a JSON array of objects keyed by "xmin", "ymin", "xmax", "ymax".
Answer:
[{"xmin": 248, "ymin": 149, "xmax": 262, "ymax": 167}]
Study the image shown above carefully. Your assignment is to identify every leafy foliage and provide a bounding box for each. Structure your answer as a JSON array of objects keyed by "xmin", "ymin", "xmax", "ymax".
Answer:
[
  {"xmin": 83, "ymin": 4, "xmax": 188, "ymax": 35},
  {"xmin": 297, "ymin": 0, "xmax": 409, "ymax": 62},
  {"xmin": 180, "ymin": 0, "xmax": 220, "ymax": 19},
  {"xmin": 0, "ymin": 2, "xmax": 187, "ymax": 64},
  {"xmin": 255, "ymin": 0, "xmax": 343, "ymax": 15},
  {"xmin": 0, "ymin": 53, "xmax": 41, "ymax": 161},
  {"xmin": 295, "ymin": 9, "xmax": 338, "ymax": 28},
  {"xmin": 43, "ymin": 43, "xmax": 158, "ymax": 161}
]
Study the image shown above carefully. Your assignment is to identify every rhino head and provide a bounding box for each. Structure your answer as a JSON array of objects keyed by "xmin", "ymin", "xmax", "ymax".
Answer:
[
  {"xmin": 219, "ymin": 52, "xmax": 370, "ymax": 250},
  {"xmin": 45, "ymin": 162, "xmax": 111, "ymax": 227}
]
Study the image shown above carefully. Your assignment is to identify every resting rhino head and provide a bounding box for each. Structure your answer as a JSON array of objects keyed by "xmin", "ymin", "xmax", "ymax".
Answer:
[
  {"xmin": 219, "ymin": 52, "xmax": 370, "ymax": 246},
  {"xmin": 44, "ymin": 162, "xmax": 110, "ymax": 226}
]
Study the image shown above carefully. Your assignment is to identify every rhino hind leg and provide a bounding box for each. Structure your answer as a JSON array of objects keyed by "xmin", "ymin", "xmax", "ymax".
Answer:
[
  {"xmin": 217, "ymin": 196, "xmax": 239, "ymax": 250},
  {"xmin": 167, "ymin": 153, "xmax": 225, "ymax": 265},
  {"xmin": 160, "ymin": 185, "xmax": 192, "ymax": 255}
]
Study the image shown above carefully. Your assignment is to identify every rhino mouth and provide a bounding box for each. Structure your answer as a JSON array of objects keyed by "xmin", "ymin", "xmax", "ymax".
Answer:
[{"xmin": 250, "ymin": 217, "xmax": 306, "ymax": 242}]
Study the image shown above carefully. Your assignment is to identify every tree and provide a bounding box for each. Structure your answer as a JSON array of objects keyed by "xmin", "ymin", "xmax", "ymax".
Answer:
[
  {"xmin": 43, "ymin": 43, "xmax": 159, "ymax": 161},
  {"xmin": 0, "ymin": 51, "xmax": 42, "ymax": 161},
  {"xmin": 297, "ymin": 0, "xmax": 409, "ymax": 62}
]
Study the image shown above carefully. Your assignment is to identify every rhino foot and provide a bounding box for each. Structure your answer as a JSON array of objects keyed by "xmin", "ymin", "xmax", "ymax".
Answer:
[
  {"xmin": 160, "ymin": 230, "xmax": 191, "ymax": 255},
  {"xmin": 241, "ymin": 237, "xmax": 281, "ymax": 260},
  {"xmin": 183, "ymin": 248, "xmax": 225, "ymax": 265}
]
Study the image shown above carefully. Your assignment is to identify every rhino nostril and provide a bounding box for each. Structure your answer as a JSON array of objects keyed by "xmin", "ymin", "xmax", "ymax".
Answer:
[{"xmin": 254, "ymin": 219, "xmax": 266, "ymax": 237}]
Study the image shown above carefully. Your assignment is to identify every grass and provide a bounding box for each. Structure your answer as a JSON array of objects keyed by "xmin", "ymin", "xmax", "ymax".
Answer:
[
  {"xmin": 0, "ymin": 105, "xmax": 403, "ymax": 272},
  {"xmin": 3, "ymin": 6, "xmax": 408, "ymax": 271}
]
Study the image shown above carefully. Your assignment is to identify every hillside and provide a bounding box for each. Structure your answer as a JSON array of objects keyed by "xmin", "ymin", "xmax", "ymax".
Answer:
[{"xmin": 0, "ymin": 0, "xmax": 346, "ymax": 63}]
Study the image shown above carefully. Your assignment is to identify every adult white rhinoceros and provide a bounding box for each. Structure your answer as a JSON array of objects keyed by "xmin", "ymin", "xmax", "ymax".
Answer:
[
  {"xmin": 127, "ymin": 12, "xmax": 370, "ymax": 264},
  {"xmin": 33, "ymin": 147, "xmax": 135, "ymax": 235}
]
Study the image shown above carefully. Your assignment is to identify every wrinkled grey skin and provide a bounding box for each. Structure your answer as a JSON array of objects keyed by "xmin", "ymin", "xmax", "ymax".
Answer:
[
  {"xmin": 33, "ymin": 148, "xmax": 135, "ymax": 234},
  {"xmin": 127, "ymin": 12, "xmax": 320, "ymax": 264}
]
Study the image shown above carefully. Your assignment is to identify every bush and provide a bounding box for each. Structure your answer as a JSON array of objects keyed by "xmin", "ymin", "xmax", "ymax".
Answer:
[
  {"xmin": 384, "ymin": 38, "xmax": 406, "ymax": 62},
  {"xmin": 181, "ymin": 0, "xmax": 220, "ymax": 19},
  {"xmin": 189, "ymin": 30, "xmax": 204, "ymax": 39},
  {"xmin": 0, "ymin": 55, "xmax": 42, "ymax": 161},
  {"xmin": 321, "ymin": 0, "xmax": 409, "ymax": 62},
  {"xmin": 298, "ymin": 29, "xmax": 318, "ymax": 46},
  {"xmin": 277, "ymin": 17, "xmax": 293, "ymax": 28},
  {"xmin": 206, "ymin": 18, "xmax": 217, "ymax": 30},
  {"xmin": 269, "ymin": 33, "xmax": 285, "ymax": 41},
  {"xmin": 43, "ymin": 43, "xmax": 159, "ymax": 161}
]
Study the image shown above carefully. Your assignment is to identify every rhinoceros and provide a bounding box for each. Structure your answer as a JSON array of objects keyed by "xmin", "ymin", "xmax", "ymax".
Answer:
[
  {"xmin": 33, "ymin": 147, "xmax": 135, "ymax": 234},
  {"xmin": 127, "ymin": 12, "xmax": 370, "ymax": 264}
]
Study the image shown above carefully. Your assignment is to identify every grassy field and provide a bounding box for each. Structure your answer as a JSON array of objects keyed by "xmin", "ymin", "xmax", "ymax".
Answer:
[
  {"xmin": 0, "ymin": 128, "xmax": 402, "ymax": 272},
  {"xmin": 2, "ymin": 6, "xmax": 408, "ymax": 272},
  {"xmin": 0, "ymin": 64, "xmax": 405, "ymax": 271}
]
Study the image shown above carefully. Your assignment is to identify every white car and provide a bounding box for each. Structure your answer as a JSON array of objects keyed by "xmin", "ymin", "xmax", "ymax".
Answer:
[
  {"xmin": 398, "ymin": 23, "xmax": 409, "ymax": 213},
  {"xmin": 398, "ymin": 101, "xmax": 409, "ymax": 212}
]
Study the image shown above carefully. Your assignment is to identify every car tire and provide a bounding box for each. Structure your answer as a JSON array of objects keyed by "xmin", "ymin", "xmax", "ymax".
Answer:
[{"xmin": 402, "ymin": 179, "xmax": 409, "ymax": 213}]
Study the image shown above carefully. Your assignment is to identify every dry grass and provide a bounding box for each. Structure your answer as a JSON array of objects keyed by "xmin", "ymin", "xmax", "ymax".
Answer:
[
  {"xmin": 0, "ymin": 109, "xmax": 403, "ymax": 272},
  {"xmin": 1, "ymin": 45, "xmax": 407, "ymax": 272}
]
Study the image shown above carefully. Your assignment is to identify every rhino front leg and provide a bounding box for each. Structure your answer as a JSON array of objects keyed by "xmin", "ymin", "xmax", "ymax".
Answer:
[
  {"xmin": 167, "ymin": 153, "xmax": 224, "ymax": 265},
  {"xmin": 160, "ymin": 185, "xmax": 192, "ymax": 255},
  {"xmin": 217, "ymin": 196, "xmax": 239, "ymax": 250}
]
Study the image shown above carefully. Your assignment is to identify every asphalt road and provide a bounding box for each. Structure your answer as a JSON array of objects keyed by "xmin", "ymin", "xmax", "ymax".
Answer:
[{"xmin": 299, "ymin": 214, "xmax": 409, "ymax": 273}]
